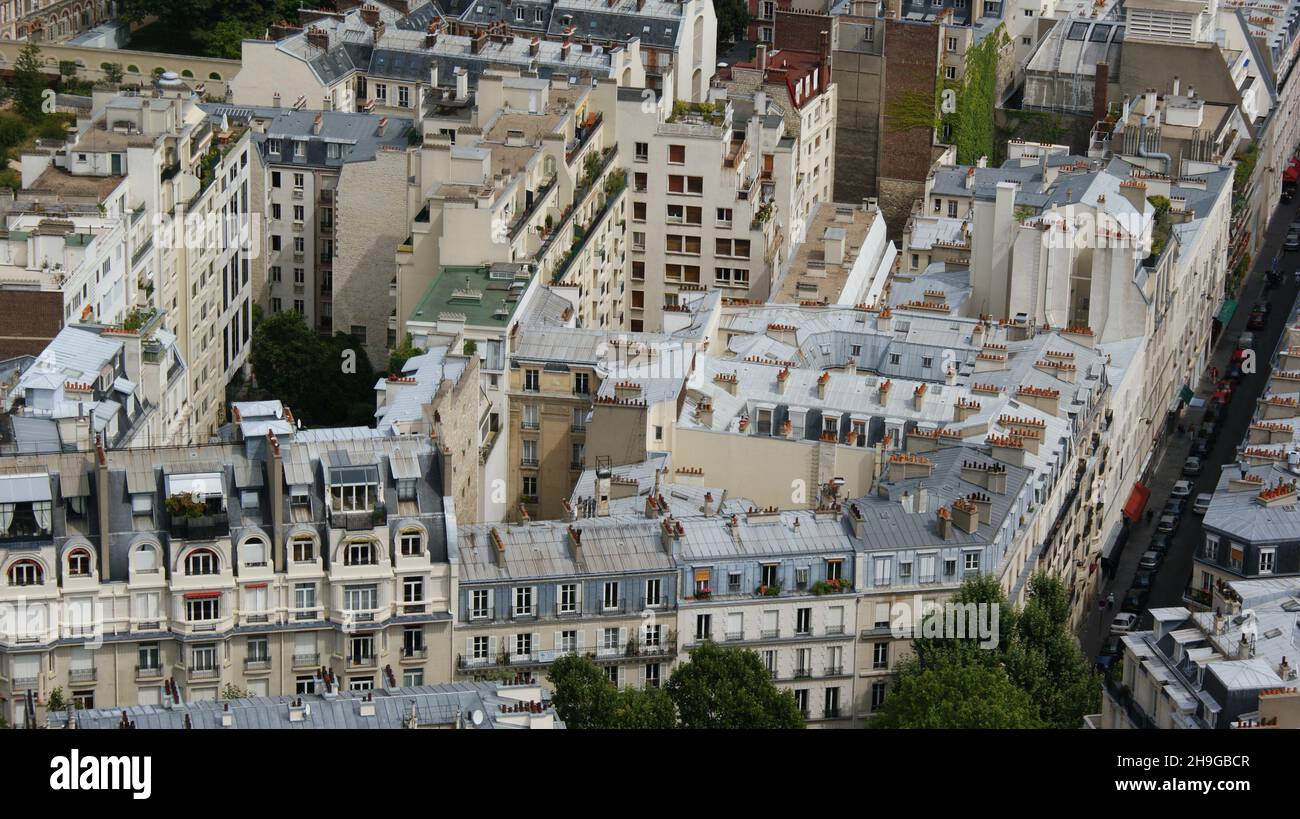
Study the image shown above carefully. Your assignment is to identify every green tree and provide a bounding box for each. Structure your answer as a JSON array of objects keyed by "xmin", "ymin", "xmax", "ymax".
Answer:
[
  {"xmin": 611, "ymin": 685, "xmax": 677, "ymax": 729},
  {"xmin": 323, "ymin": 331, "xmax": 377, "ymax": 427},
  {"xmin": 548, "ymin": 654, "xmax": 621, "ymax": 729},
  {"xmin": 101, "ymin": 62, "xmax": 125, "ymax": 84},
  {"xmin": 204, "ymin": 19, "xmax": 260, "ymax": 60},
  {"xmin": 13, "ymin": 41, "xmax": 48, "ymax": 120},
  {"xmin": 387, "ymin": 333, "xmax": 421, "ymax": 376},
  {"xmin": 870, "ymin": 660, "xmax": 1043, "ymax": 728},
  {"xmin": 0, "ymin": 112, "xmax": 29, "ymax": 151},
  {"xmin": 46, "ymin": 686, "xmax": 66, "ymax": 712},
  {"xmin": 1003, "ymin": 574, "xmax": 1101, "ymax": 729},
  {"xmin": 249, "ymin": 310, "xmax": 329, "ymax": 422},
  {"xmin": 714, "ymin": 0, "xmax": 750, "ymax": 50},
  {"xmin": 666, "ymin": 642, "xmax": 803, "ymax": 729}
]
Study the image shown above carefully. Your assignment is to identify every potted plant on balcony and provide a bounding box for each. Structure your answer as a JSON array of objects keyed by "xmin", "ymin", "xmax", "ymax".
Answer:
[
  {"xmin": 694, "ymin": 586, "xmax": 712, "ymax": 600},
  {"xmin": 625, "ymin": 633, "xmax": 641, "ymax": 657},
  {"xmin": 165, "ymin": 493, "xmax": 207, "ymax": 519},
  {"xmin": 756, "ymin": 582, "xmax": 782, "ymax": 597}
]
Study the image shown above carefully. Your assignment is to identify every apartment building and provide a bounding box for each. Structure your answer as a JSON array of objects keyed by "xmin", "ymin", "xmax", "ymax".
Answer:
[
  {"xmin": 0, "ymin": 0, "xmax": 111, "ymax": 41},
  {"xmin": 0, "ymin": 317, "xmax": 188, "ymax": 452},
  {"xmin": 20, "ymin": 78, "xmax": 257, "ymax": 442},
  {"xmin": 396, "ymin": 72, "xmax": 627, "ymax": 343},
  {"xmin": 234, "ymin": 1, "xmax": 649, "ymax": 116},
  {"xmin": 0, "ymin": 418, "xmax": 454, "ymax": 723},
  {"xmin": 1097, "ymin": 579, "xmax": 1300, "ymax": 729},
  {"xmin": 506, "ymin": 284, "xmax": 717, "ymax": 521},
  {"xmin": 455, "ymin": 514, "xmax": 679, "ymax": 689},
  {"xmin": 0, "ymin": 179, "xmax": 132, "ymax": 330},
  {"xmin": 612, "ymin": 80, "xmax": 799, "ymax": 327},
  {"xmin": 676, "ymin": 507, "xmax": 859, "ymax": 725},
  {"xmin": 454, "ymin": 0, "xmax": 717, "ymax": 101},
  {"xmin": 201, "ymin": 104, "xmax": 414, "ymax": 364},
  {"xmin": 46, "ymin": 680, "xmax": 563, "ymax": 729}
]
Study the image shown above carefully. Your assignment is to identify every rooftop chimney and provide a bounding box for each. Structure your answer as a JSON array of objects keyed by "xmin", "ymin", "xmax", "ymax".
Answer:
[
  {"xmin": 268, "ymin": 431, "xmax": 285, "ymax": 571},
  {"xmin": 312, "ymin": 113, "xmax": 323, "ymax": 135},
  {"xmin": 936, "ymin": 506, "xmax": 952, "ymax": 540},
  {"xmin": 94, "ymin": 436, "xmax": 111, "ymax": 581},
  {"xmin": 757, "ymin": 43, "xmax": 768, "ymax": 73}
]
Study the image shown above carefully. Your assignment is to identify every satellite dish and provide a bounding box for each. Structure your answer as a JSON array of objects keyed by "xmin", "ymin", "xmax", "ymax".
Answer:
[{"xmin": 471, "ymin": 709, "xmax": 484, "ymax": 726}]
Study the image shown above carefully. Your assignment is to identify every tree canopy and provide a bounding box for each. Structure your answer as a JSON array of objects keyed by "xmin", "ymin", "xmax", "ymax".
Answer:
[
  {"xmin": 547, "ymin": 643, "xmax": 803, "ymax": 729},
  {"xmin": 714, "ymin": 0, "xmax": 750, "ymax": 50},
  {"xmin": 874, "ymin": 572, "xmax": 1100, "ymax": 729},
  {"xmin": 247, "ymin": 310, "xmax": 376, "ymax": 428}
]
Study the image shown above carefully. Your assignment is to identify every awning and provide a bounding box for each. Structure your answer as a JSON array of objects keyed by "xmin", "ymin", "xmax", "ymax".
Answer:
[
  {"xmin": 1179, "ymin": 384, "xmax": 1195, "ymax": 404},
  {"xmin": 1216, "ymin": 299, "xmax": 1238, "ymax": 325},
  {"xmin": 1122, "ymin": 482, "xmax": 1151, "ymax": 522},
  {"xmin": 183, "ymin": 591, "xmax": 221, "ymax": 600}
]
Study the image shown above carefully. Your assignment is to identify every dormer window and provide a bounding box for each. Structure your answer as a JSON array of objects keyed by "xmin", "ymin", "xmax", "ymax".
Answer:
[
  {"xmin": 397, "ymin": 478, "xmax": 417, "ymax": 502},
  {"xmin": 240, "ymin": 537, "xmax": 268, "ymax": 568},
  {"xmin": 292, "ymin": 534, "xmax": 316, "ymax": 563},
  {"xmin": 328, "ymin": 464, "xmax": 380, "ymax": 513},
  {"xmin": 0, "ymin": 473, "xmax": 54, "ymax": 538},
  {"xmin": 240, "ymin": 490, "xmax": 260, "ymax": 510},
  {"xmin": 67, "ymin": 549, "xmax": 93, "ymax": 577},
  {"xmin": 267, "ymin": 138, "xmax": 282, "ymax": 154},
  {"xmin": 186, "ymin": 549, "xmax": 219, "ymax": 576},
  {"xmin": 345, "ymin": 540, "xmax": 377, "ymax": 566},
  {"xmin": 7, "ymin": 559, "xmax": 43, "ymax": 587},
  {"xmin": 131, "ymin": 493, "xmax": 153, "ymax": 515},
  {"xmin": 399, "ymin": 530, "xmax": 422, "ymax": 557},
  {"xmin": 290, "ymin": 485, "xmax": 311, "ymax": 507}
]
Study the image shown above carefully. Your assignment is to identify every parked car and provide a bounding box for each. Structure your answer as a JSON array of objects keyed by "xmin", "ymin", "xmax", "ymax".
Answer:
[
  {"xmin": 1238, "ymin": 331, "xmax": 1256, "ymax": 350},
  {"xmin": 1150, "ymin": 532, "xmax": 1172, "ymax": 553},
  {"xmin": 1193, "ymin": 492, "xmax": 1213, "ymax": 515},
  {"xmin": 1101, "ymin": 635, "xmax": 1123, "ymax": 657},
  {"xmin": 1248, "ymin": 307, "xmax": 1268, "ymax": 330},
  {"xmin": 1182, "ymin": 458, "xmax": 1202, "ymax": 478},
  {"xmin": 1111, "ymin": 612, "xmax": 1139, "ymax": 634},
  {"xmin": 1157, "ymin": 514, "xmax": 1178, "ymax": 533},
  {"xmin": 1133, "ymin": 570, "xmax": 1155, "ymax": 590},
  {"xmin": 1286, "ymin": 233, "xmax": 1300, "ymax": 251},
  {"xmin": 1163, "ymin": 499, "xmax": 1186, "ymax": 520},
  {"xmin": 1198, "ymin": 420, "xmax": 1219, "ymax": 440},
  {"xmin": 1172, "ymin": 478, "xmax": 1194, "ymax": 496},
  {"xmin": 1192, "ymin": 438, "xmax": 1212, "ymax": 459},
  {"xmin": 1122, "ymin": 589, "xmax": 1150, "ymax": 614},
  {"xmin": 1139, "ymin": 550, "xmax": 1163, "ymax": 570}
]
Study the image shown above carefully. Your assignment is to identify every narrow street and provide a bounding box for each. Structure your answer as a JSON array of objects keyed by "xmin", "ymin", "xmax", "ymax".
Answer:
[{"xmin": 1077, "ymin": 195, "xmax": 1300, "ymax": 658}]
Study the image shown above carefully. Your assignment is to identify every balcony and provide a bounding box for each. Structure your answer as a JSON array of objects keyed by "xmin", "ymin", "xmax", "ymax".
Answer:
[
  {"xmin": 244, "ymin": 657, "xmax": 272, "ymax": 672},
  {"xmin": 555, "ymin": 603, "xmax": 582, "ymax": 617},
  {"xmin": 400, "ymin": 647, "xmax": 428, "ymax": 663},
  {"xmin": 292, "ymin": 652, "xmax": 319, "ymax": 669},
  {"xmin": 725, "ymin": 631, "xmax": 744, "ymax": 642},
  {"xmin": 330, "ymin": 509, "xmax": 384, "ymax": 531},
  {"xmin": 511, "ymin": 605, "xmax": 538, "ymax": 621},
  {"xmin": 188, "ymin": 666, "xmax": 219, "ymax": 680},
  {"xmin": 135, "ymin": 665, "xmax": 163, "ymax": 681},
  {"xmin": 12, "ymin": 675, "xmax": 38, "ymax": 690},
  {"xmin": 793, "ymin": 668, "xmax": 812, "ymax": 679},
  {"xmin": 824, "ymin": 665, "xmax": 844, "ymax": 677},
  {"xmin": 69, "ymin": 667, "xmax": 97, "ymax": 683},
  {"xmin": 167, "ymin": 510, "xmax": 230, "ymax": 540},
  {"xmin": 347, "ymin": 654, "xmax": 378, "ymax": 669}
]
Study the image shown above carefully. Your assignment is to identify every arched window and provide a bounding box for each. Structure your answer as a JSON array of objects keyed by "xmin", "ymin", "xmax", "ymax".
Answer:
[
  {"xmin": 239, "ymin": 537, "xmax": 267, "ymax": 568},
  {"xmin": 208, "ymin": 72, "xmax": 221, "ymax": 81},
  {"xmin": 67, "ymin": 548, "xmax": 93, "ymax": 577},
  {"xmin": 344, "ymin": 540, "xmax": 376, "ymax": 566},
  {"xmin": 291, "ymin": 534, "xmax": 315, "ymax": 563},
  {"xmin": 8, "ymin": 559, "xmax": 43, "ymax": 586},
  {"xmin": 399, "ymin": 529, "xmax": 423, "ymax": 557},
  {"xmin": 133, "ymin": 542, "xmax": 159, "ymax": 574},
  {"xmin": 185, "ymin": 548, "xmax": 219, "ymax": 576}
]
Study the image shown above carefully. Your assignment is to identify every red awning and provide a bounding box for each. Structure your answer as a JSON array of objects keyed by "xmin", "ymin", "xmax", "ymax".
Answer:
[
  {"xmin": 244, "ymin": 582, "xmax": 268, "ymax": 590},
  {"xmin": 183, "ymin": 591, "xmax": 221, "ymax": 600},
  {"xmin": 1122, "ymin": 482, "xmax": 1151, "ymax": 522}
]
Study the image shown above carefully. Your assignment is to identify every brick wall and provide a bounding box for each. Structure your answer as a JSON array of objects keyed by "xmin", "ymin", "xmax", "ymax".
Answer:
[{"xmin": 0, "ymin": 290, "xmax": 63, "ymax": 359}]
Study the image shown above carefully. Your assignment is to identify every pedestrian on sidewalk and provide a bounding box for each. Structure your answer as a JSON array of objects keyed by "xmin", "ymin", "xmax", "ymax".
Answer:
[{"xmin": 1107, "ymin": 592, "xmax": 1115, "ymax": 610}]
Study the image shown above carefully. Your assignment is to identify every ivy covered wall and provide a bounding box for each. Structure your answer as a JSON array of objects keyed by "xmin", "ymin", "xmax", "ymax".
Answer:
[{"xmin": 941, "ymin": 24, "xmax": 1010, "ymax": 165}]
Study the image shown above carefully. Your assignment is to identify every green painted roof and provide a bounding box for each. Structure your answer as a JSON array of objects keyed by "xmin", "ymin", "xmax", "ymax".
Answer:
[{"xmin": 408, "ymin": 264, "xmax": 533, "ymax": 329}]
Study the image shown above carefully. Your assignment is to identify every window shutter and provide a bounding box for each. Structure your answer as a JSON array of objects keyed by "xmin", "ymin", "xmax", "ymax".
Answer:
[
  {"xmin": 531, "ymin": 632, "xmax": 539, "ymax": 659},
  {"xmin": 576, "ymin": 629, "xmax": 585, "ymax": 650},
  {"xmin": 465, "ymin": 637, "xmax": 473, "ymax": 657},
  {"xmin": 487, "ymin": 588, "xmax": 495, "ymax": 615},
  {"xmin": 554, "ymin": 631, "xmax": 563, "ymax": 655},
  {"xmin": 619, "ymin": 627, "xmax": 627, "ymax": 654},
  {"xmin": 488, "ymin": 636, "xmax": 497, "ymax": 658},
  {"xmin": 530, "ymin": 586, "xmax": 538, "ymax": 614}
]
